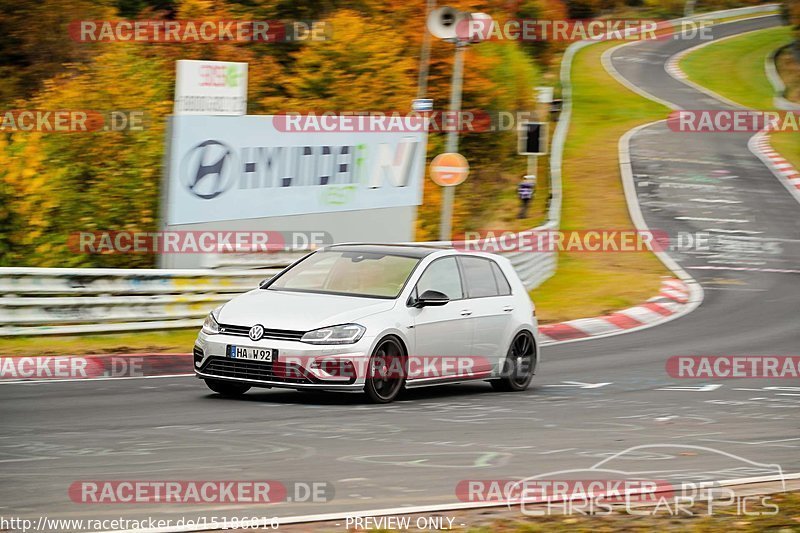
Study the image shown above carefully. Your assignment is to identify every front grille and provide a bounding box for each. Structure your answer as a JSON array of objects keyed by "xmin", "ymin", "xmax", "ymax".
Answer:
[
  {"xmin": 200, "ymin": 357, "xmax": 315, "ymax": 385},
  {"xmin": 218, "ymin": 323, "xmax": 305, "ymax": 341}
]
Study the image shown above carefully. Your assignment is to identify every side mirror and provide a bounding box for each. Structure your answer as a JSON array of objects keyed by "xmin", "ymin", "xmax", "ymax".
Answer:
[{"xmin": 415, "ymin": 289, "xmax": 450, "ymax": 307}]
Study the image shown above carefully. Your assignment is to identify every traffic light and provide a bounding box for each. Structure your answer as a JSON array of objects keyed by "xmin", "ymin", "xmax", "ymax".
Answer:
[{"xmin": 518, "ymin": 122, "xmax": 548, "ymax": 156}]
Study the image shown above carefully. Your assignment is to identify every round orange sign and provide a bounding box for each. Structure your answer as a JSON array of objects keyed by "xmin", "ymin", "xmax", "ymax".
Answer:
[{"xmin": 430, "ymin": 152, "xmax": 469, "ymax": 187}]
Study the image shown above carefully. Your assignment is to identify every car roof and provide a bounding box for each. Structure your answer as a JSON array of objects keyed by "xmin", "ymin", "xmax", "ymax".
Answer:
[{"xmin": 323, "ymin": 243, "xmax": 450, "ymax": 259}]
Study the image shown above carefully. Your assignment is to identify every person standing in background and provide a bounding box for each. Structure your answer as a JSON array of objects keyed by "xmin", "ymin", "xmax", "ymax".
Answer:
[{"xmin": 517, "ymin": 176, "xmax": 535, "ymax": 219}]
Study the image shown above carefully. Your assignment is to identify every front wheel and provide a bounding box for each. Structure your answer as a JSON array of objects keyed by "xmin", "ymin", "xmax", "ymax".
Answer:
[
  {"xmin": 491, "ymin": 331, "xmax": 536, "ymax": 392},
  {"xmin": 364, "ymin": 337, "xmax": 406, "ymax": 403},
  {"xmin": 205, "ymin": 378, "xmax": 250, "ymax": 397}
]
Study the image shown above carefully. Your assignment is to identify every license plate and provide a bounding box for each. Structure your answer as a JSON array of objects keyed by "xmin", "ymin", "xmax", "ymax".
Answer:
[{"xmin": 227, "ymin": 345, "xmax": 276, "ymax": 362}]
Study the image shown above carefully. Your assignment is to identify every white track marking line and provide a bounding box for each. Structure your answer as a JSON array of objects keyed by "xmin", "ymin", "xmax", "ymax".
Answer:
[
  {"xmin": 690, "ymin": 198, "xmax": 742, "ymax": 204},
  {"xmin": 675, "ymin": 216, "xmax": 749, "ymax": 223}
]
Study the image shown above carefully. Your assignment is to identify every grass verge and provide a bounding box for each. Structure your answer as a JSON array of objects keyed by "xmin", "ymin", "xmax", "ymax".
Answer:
[
  {"xmin": 0, "ymin": 329, "xmax": 198, "ymax": 357},
  {"xmin": 680, "ymin": 26, "xmax": 793, "ymax": 110},
  {"xmin": 679, "ymin": 25, "xmax": 800, "ymax": 196},
  {"xmin": 530, "ymin": 40, "xmax": 670, "ymax": 324},
  {"xmin": 771, "ymin": 130, "xmax": 800, "ymax": 171}
]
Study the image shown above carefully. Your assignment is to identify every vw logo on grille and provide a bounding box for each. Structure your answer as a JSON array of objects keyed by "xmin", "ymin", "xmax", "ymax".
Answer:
[{"xmin": 248, "ymin": 324, "xmax": 265, "ymax": 342}]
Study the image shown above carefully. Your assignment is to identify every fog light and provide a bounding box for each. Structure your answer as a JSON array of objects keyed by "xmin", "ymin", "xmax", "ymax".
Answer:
[{"xmin": 311, "ymin": 359, "xmax": 356, "ymax": 379}]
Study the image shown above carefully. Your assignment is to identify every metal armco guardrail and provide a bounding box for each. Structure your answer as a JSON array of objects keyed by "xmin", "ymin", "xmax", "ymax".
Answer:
[
  {"xmin": 0, "ymin": 241, "xmax": 555, "ymax": 335},
  {"xmin": 0, "ymin": 267, "xmax": 281, "ymax": 336}
]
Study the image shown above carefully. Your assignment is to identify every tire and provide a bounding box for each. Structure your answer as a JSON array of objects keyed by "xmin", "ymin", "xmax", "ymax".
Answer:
[
  {"xmin": 491, "ymin": 331, "xmax": 536, "ymax": 392},
  {"xmin": 205, "ymin": 378, "xmax": 251, "ymax": 397},
  {"xmin": 364, "ymin": 336, "xmax": 407, "ymax": 403}
]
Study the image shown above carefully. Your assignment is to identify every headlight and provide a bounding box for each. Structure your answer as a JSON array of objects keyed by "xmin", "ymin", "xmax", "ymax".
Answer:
[
  {"xmin": 201, "ymin": 309, "xmax": 221, "ymax": 335},
  {"xmin": 301, "ymin": 324, "xmax": 365, "ymax": 345}
]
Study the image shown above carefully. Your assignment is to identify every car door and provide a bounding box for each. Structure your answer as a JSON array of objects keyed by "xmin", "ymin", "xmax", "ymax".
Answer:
[
  {"xmin": 409, "ymin": 257, "xmax": 474, "ymax": 382},
  {"xmin": 458, "ymin": 256, "xmax": 515, "ymax": 371}
]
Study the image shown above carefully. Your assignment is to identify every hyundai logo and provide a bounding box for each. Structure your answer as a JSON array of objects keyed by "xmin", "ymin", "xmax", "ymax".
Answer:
[
  {"xmin": 180, "ymin": 140, "xmax": 237, "ymax": 199},
  {"xmin": 248, "ymin": 324, "xmax": 265, "ymax": 342}
]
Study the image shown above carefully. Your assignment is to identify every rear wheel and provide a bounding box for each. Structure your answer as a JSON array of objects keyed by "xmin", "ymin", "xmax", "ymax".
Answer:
[
  {"xmin": 364, "ymin": 337, "xmax": 406, "ymax": 403},
  {"xmin": 491, "ymin": 331, "xmax": 536, "ymax": 392},
  {"xmin": 205, "ymin": 378, "xmax": 250, "ymax": 397}
]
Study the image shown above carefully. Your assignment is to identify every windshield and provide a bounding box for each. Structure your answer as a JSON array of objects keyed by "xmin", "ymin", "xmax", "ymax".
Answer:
[{"xmin": 267, "ymin": 250, "xmax": 420, "ymax": 298}]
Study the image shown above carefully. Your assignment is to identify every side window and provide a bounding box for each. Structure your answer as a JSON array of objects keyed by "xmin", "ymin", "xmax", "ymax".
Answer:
[
  {"xmin": 415, "ymin": 257, "xmax": 463, "ymax": 300},
  {"xmin": 459, "ymin": 256, "xmax": 499, "ymax": 298},
  {"xmin": 490, "ymin": 261, "xmax": 512, "ymax": 296}
]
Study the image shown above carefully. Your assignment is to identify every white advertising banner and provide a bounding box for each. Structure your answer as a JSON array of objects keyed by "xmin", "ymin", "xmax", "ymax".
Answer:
[
  {"xmin": 174, "ymin": 60, "xmax": 247, "ymax": 115},
  {"xmin": 165, "ymin": 115, "xmax": 427, "ymax": 225}
]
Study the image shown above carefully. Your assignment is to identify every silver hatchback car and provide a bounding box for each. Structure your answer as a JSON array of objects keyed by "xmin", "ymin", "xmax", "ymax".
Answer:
[{"xmin": 194, "ymin": 244, "xmax": 540, "ymax": 403}]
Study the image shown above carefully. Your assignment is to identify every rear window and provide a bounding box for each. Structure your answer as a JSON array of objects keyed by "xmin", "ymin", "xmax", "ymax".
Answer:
[
  {"xmin": 459, "ymin": 256, "xmax": 501, "ymax": 298},
  {"xmin": 490, "ymin": 261, "xmax": 512, "ymax": 295}
]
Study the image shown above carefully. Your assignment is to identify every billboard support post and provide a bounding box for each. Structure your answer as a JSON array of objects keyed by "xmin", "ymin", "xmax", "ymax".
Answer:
[{"xmin": 439, "ymin": 41, "xmax": 465, "ymax": 241}]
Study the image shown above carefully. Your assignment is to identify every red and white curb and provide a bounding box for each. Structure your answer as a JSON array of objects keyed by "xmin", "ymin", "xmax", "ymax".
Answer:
[
  {"xmin": 750, "ymin": 129, "xmax": 800, "ymax": 204},
  {"xmin": 539, "ymin": 277, "xmax": 689, "ymax": 344},
  {"xmin": 664, "ymin": 54, "xmax": 687, "ymax": 80}
]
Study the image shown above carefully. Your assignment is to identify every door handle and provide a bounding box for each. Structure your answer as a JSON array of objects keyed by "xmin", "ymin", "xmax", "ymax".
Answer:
[
  {"xmin": 503, "ymin": 306, "xmax": 514, "ymax": 312},
  {"xmin": 460, "ymin": 309, "xmax": 472, "ymax": 316}
]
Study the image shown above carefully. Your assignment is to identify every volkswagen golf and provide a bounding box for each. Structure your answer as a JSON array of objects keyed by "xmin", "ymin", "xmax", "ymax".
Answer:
[{"xmin": 194, "ymin": 243, "xmax": 539, "ymax": 403}]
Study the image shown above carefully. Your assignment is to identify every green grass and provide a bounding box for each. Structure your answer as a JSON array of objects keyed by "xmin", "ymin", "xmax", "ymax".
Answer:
[
  {"xmin": 771, "ymin": 130, "xmax": 800, "ymax": 171},
  {"xmin": 680, "ymin": 26, "xmax": 794, "ymax": 110},
  {"xmin": 680, "ymin": 25, "xmax": 800, "ymax": 209},
  {"xmin": 0, "ymin": 329, "xmax": 198, "ymax": 357},
  {"xmin": 530, "ymin": 41, "xmax": 670, "ymax": 324}
]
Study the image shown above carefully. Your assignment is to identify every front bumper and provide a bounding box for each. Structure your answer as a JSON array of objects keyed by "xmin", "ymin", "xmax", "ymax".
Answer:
[{"xmin": 193, "ymin": 330, "xmax": 373, "ymax": 392}]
